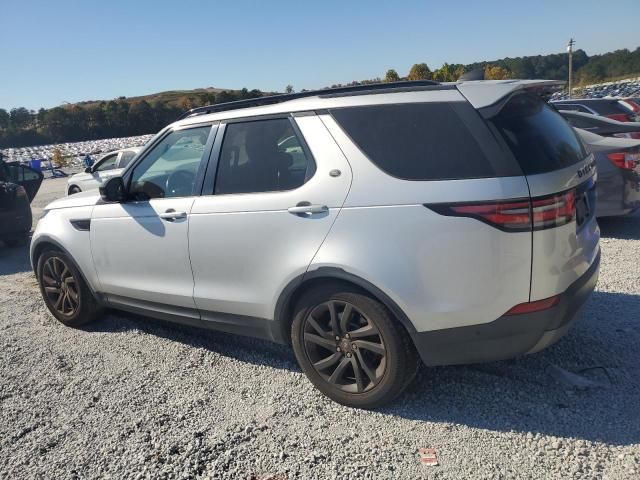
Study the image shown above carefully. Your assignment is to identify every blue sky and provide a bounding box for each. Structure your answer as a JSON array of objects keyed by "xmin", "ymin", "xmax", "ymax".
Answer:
[{"xmin": 1, "ymin": 0, "xmax": 639, "ymax": 110}]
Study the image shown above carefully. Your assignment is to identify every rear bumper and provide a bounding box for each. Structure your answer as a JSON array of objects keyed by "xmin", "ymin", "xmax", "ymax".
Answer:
[
  {"xmin": 411, "ymin": 249, "xmax": 600, "ymax": 366},
  {"xmin": 0, "ymin": 208, "xmax": 32, "ymax": 238}
]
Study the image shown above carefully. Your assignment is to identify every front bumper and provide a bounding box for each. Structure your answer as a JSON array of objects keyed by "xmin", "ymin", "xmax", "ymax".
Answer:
[{"xmin": 411, "ymin": 250, "xmax": 601, "ymax": 366}]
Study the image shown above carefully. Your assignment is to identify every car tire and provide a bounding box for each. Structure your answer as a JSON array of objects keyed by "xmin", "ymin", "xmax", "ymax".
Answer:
[
  {"xmin": 68, "ymin": 186, "xmax": 81, "ymax": 195},
  {"xmin": 36, "ymin": 249, "xmax": 101, "ymax": 327},
  {"xmin": 291, "ymin": 284, "xmax": 419, "ymax": 409}
]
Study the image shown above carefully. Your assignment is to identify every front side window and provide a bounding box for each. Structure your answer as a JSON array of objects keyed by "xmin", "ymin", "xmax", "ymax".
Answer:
[
  {"xmin": 129, "ymin": 126, "xmax": 211, "ymax": 199},
  {"xmin": 214, "ymin": 118, "xmax": 314, "ymax": 195}
]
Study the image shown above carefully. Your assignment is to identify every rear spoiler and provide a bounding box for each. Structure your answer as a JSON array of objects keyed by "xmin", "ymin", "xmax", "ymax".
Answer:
[{"xmin": 456, "ymin": 80, "xmax": 565, "ymax": 110}]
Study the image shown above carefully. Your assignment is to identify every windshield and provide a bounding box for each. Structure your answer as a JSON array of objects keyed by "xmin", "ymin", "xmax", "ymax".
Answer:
[{"xmin": 491, "ymin": 93, "xmax": 587, "ymax": 175}]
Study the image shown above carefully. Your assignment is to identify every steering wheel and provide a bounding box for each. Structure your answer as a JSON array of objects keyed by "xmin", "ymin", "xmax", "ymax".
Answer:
[{"xmin": 165, "ymin": 170, "xmax": 196, "ymax": 197}]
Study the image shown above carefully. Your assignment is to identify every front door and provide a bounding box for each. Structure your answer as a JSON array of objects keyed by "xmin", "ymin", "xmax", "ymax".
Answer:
[
  {"xmin": 189, "ymin": 115, "xmax": 352, "ymax": 324},
  {"xmin": 90, "ymin": 124, "xmax": 216, "ymax": 314}
]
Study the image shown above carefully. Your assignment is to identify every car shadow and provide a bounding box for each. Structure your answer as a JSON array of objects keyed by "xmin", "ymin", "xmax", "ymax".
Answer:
[
  {"xmin": 0, "ymin": 243, "xmax": 32, "ymax": 275},
  {"xmin": 598, "ymin": 211, "xmax": 640, "ymax": 240},
  {"xmin": 86, "ymin": 289, "xmax": 640, "ymax": 446}
]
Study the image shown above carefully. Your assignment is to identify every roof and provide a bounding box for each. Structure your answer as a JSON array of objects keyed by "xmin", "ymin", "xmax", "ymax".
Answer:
[{"xmin": 174, "ymin": 79, "xmax": 565, "ymax": 127}]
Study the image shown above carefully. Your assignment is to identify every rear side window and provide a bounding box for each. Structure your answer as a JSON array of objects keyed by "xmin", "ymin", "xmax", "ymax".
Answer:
[
  {"xmin": 491, "ymin": 94, "xmax": 586, "ymax": 176},
  {"xmin": 215, "ymin": 118, "xmax": 315, "ymax": 194},
  {"xmin": 330, "ymin": 103, "xmax": 508, "ymax": 180}
]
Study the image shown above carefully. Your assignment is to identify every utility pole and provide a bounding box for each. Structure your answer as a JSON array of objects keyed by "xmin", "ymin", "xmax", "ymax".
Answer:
[{"xmin": 567, "ymin": 38, "xmax": 575, "ymax": 99}]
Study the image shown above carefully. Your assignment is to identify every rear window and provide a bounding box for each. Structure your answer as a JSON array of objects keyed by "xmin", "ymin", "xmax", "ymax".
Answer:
[
  {"xmin": 330, "ymin": 103, "xmax": 514, "ymax": 181},
  {"xmin": 491, "ymin": 94, "xmax": 586, "ymax": 176}
]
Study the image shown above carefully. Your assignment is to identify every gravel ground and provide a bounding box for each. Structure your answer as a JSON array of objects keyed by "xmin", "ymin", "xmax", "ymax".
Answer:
[{"xmin": 1, "ymin": 177, "xmax": 639, "ymax": 479}]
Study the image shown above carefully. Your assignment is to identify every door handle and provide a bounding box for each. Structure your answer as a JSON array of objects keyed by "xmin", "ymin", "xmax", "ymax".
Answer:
[
  {"xmin": 159, "ymin": 209, "xmax": 187, "ymax": 221},
  {"xmin": 288, "ymin": 203, "xmax": 329, "ymax": 215}
]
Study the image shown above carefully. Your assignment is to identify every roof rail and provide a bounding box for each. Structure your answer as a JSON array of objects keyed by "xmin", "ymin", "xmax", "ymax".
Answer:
[{"xmin": 176, "ymin": 80, "xmax": 442, "ymax": 120}]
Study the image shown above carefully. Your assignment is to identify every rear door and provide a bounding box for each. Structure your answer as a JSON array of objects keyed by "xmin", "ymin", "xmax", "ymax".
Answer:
[
  {"xmin": 4, "ymin": 162, "xmax": 43, "ymax": 201},
  {"xmin": 488, "ymin": 92, "xmax": 599, "ymax": 300},
  {"xmin": 189, "ymin": 114, "xmax": 352, "ymax": 326}
]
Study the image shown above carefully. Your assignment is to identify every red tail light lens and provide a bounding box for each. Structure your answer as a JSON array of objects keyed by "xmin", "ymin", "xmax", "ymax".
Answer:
[
  {"xmin": 428, "ymin": 190, "xmax": 577, "ymax": 232},
  {"xmin": 531, "ymin": 190, "xmax": 575, "ymax": 229},
  {"xmin": 607, "ymin": 152, "xmax": 640, "ymax": 170},
  {"xmin": 606, "ymin": 113, "xmax": 632, "ymax": 122},
  {"xmin": 449, "ymin": 200, "xmax": 531, "ymax": 232},
  {"xmin": 505, "ymin": 295, "xmax": 560, "ymax": 315}
]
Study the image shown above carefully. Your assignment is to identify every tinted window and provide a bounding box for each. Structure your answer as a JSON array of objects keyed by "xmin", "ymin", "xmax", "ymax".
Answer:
[
  {"xmin": 215, "ymin": 118, "xmax": 314, "ymax": 194},
  {"xmin": 330, "ymin": 103, "xmax": 502, "ymax": 180},
  {"xmin": 491, "ymin": 94, "xmax": 586, "ymax": 175},
  {"xmin": 130, "ymin": 126, "xmax": 211, "ymax": 199},
  {"xmin": 94, "ymin": 154, "xmax": 118, "ymax": 172}
]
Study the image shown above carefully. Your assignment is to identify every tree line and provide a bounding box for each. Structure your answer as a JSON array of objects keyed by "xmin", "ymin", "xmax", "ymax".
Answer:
[{"xmin": 2, "ymin": 47, "xmax": 639, "ymax": 149}]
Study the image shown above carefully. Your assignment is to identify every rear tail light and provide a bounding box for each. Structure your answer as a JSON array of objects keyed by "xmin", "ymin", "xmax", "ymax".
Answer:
[
  {"xmin": 445, "ymin": 200, "xmax": 531, "ymax": 232},
  {"xmin": 531, "ymin": 190, "xmax": 575, "ymax": 229},
  {"xmin": 607, "ymin": 152, "xmax": 640, "ymax": 170},
  {"xmin": 606, "ymin": 113, "xmax": 633, "ymax": 122},
  {"xmin": 427, "ymin": 190, "xmax": 576, "ymax": 232},
  {"xmin": 505, "ymin": 295, "xmax": 560, "ymax": 315}
]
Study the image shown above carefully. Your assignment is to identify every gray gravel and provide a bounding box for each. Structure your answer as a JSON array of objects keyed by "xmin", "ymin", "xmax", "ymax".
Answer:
[{"xmin": 1, "ymin": 177, "xmax": 639, "ymax": 479}]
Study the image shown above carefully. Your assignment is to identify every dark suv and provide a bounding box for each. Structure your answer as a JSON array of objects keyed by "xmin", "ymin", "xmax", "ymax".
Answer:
[{"xmin": 0, "ymin": 157, "xmax": 43, "ymax": 246}]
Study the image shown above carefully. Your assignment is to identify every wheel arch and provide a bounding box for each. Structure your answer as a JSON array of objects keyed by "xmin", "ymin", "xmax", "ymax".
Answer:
[
  {"xmin": 273, "ymin": 267, "xmax": 416, "ymax": 344},
  {"xmin": 31, "ymin": 236, "xmax": 99, "ymax": 297},
  {"xmin": 67, "ymin": 184, "xmax": 81, "ymax": 195}
]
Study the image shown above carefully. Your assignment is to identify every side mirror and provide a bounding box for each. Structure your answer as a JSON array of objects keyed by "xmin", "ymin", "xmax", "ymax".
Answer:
[
  {"xmin": 84, "ymin": 167, "xmax": 92, "ymax": 173},
  {"xmin": 99, "ymin": 176, "xmax": 126, "ymax": 203}
]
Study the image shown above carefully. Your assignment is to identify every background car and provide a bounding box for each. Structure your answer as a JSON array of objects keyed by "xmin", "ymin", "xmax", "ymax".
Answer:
[
  {"xmin": 551, "ymin": 98, "xmax": 639, "ymax": 122},
  {"xmin": 575, "ymin": 128, "xmax": 640, "ymax": 217},
  {"xmin": 67, "ymin": 147, "xmax": 141, "ymax": 195},
  {"xmin": 559, "ymin": 110, "xmax": 640, "ymax": 139},
  {"xmin": 0, "ymin": 159, "xmax": 43, "ymax": 246}
]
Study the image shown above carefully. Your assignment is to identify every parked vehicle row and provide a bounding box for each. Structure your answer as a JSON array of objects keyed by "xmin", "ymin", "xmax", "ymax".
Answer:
[
  {"xmin": 551, "ymin": 98, "xmax": 640, "ymax": 122},
  {"xmin": 30, "ymin": 80, "xmax": 601, "ymax": 408},
  {"xmin": 549, "ymin": 78, "xmax": 640, "ymax": 101}
]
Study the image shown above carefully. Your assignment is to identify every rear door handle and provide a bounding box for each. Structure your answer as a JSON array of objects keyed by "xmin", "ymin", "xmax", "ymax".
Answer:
[
  {"xmin": 288, "ymin": 203, "xmax": 329, "ymax": 215},
  {"xmin": 159, "ymin": 209, "xmax": 187, "ymax": 221}
]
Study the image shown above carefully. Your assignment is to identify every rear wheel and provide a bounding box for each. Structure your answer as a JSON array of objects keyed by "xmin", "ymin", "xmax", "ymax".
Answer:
[
  {"xmin": 68, "ymin": 186, "xmax": 81, "ymax": 195},
  {"xmin": 291, "ymin": 285, "xmax": 419, "ymax": 408},
  {"xmin": 37, "ymin": 249, "xmax": 100, "ymax": 327}
]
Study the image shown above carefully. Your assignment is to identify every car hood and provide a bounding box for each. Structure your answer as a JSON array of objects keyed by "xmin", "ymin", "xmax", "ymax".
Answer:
[
  {"xmin": 575, "ymin": 128, "xmax": 640, "ymax": 152},
  {"xmin": 68, "ymin": 171, "xmax": 91, "ymax": 181},
  {"xmin": 45, "ymin": 190, "xmax": 101, "ymax": 210}
]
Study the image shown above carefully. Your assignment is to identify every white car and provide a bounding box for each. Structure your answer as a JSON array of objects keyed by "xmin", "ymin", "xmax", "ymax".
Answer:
[
  {"xmin": 66, "ymin": 147, "xmax": 141, "ymax": 195},
  {"xmin": 32, "ymin": 80, "xmax": 600, "ymax": 408}
]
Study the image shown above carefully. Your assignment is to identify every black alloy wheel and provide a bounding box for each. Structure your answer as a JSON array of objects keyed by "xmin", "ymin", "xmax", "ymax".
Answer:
[
  {"xmin": 303, "ymin": 299, "xmax": 387, "ymax": 394},
  {"xmin": 41, "ymin": 256, "xmax": 80, "ymax": 317}
]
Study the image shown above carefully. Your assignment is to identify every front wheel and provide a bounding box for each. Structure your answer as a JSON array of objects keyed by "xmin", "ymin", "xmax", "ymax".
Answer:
[
  {"xmin": 37, "ymin": 249, "xmax": 100, "ymax": 327},
  {"xmin": 291, "ymin": 285, "xmax": 419, "ymax": 409},
  {"xmin": 68, "ymin": 185, "xmax": 81, "ymax": 195}
]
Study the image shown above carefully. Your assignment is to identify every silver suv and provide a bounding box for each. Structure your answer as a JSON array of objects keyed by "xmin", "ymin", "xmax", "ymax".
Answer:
[{"xmin": 31, "ymin": 80, "xmax": 601, "ymax": 408}]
